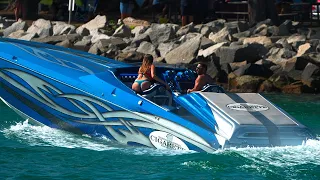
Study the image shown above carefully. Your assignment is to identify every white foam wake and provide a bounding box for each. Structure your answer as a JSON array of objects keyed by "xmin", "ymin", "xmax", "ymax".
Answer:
[
  {"xmin": 1, "ymin": 120, "xmax": 116, "ymax": 151},
  {"xmin": 1, "ymin": 120, "xmax": 195, "ymax": 156},
  {"xmin": 230, "ymin": 138, "xmax": 320, "ymax": 167}
]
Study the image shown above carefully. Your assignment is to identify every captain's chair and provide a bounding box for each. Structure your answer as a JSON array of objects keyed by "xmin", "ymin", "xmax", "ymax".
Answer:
[{"xmin": 141, "ymin": 84, "xmax": 173, "ymax": 107}]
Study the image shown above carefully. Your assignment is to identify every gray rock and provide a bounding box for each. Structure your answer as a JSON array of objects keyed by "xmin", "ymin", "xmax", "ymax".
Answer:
[
  {"xmin": 3, "ymin": 20, "xmax": 28, "ymax": 37},
  {"xmin": 205, "ymin": 19, "xmax": 226, "ymax": 29},
  {"xmin": 198, "ymin": 42, "xmax": 227, "ymax": 58},
  {"xmin": 286, "ymin": 34, "xmax": 306, "ymax": 44},
  {"xmin": 269, "ymin": 72, "xmax": 294, "ymax": 89},
  {"xmin": 115, "ymin": 51, "xmax": 145, "ymax": 63},
  {"xmin": 8, "ymin": 30, "xmax": 26, "ymax": 39},
  {"xmin": 19, "ymin": 33, "xmax": 38, "ymax": 41},
  {"xmin": 76, "ymin": 26, "xmax": 90, "ymax": 36},
  {"xmin": 113, "ymin": 24, "xmax": 132, "ymax": 38},
  {"xmin": 304, "ymin": 53, "xmax": 320, "ymax": 67},
  {"xmin": 243, "ymin": 36, "xmax": 272, "ymax": 48},
  {"xmin": 91, "ymin": 33, "xmax": 111, "ymax": 44},
  {"xmin": 277, "ymin": 20, "xmax": 292, "ymax": 36},
  {"xmin": 199, "ymin": 37, "xmax": 215, "ymax": 50},
  {"xmin": 228, "ymin": 75, "xmax": 266, "ymax": 93},
  {"xmin": 268, "ymin": 26, "xmax": 279, "ymax": 36},
  {"xmin": 98, "ymin": 37, "xmax": 128, "ymax": 50},
  {"xmin": 233, "ymin": 64, "xmax": 273, "ymax": 78},
  {"xmin": 53, "ymin": 21, "xmax": 75, "ymax": 36},
  {"xmin": 32, "ymin": 34, "xmax": 80, "ymax": 44},
  {"xmin": 275, "ymin": 38, "xmax": 291, "ymax": 49},
  {"xmin": 131, "ymin": 33, "xmax": 150, "ymax": 47},
  {"xmin": 302, "ymin": 63, "xmax": 319, "ymax": 83},
  {"xmin": 148, "ymin": 23, "xmax": 176, "ymax": 46},
  {"xmin": 176, "ymin": 22, "xmax": 195, "ymax": 37},
  {"xmin": 225, "ymin": 21, "xmax": 249, "ymax": 33},
  {"xmin": 27, "ymin": 19, "xmax": 52, "ymax": 38},
  {"xmin": 131, "ymin": 25, "xmax": 148, "ymax": 37},
  {"xmin": 208, "ymin": 27, "xmax": 232, "ymax": 43},
  {"xmin": 199, "ymin": 25, "xmax": 214, "ymax": 37},
  {"xmin": 56, "ymin": 39, "xmax": 73, "ymax": 48},
  {"xmin": 216, "ymin": 43, "xmax": 268, "ymax": 64},
  {"xmin": 253, "ymin": 24, "xmax": 268, "ymax": 36},
  {"xmin": 80, "ymin": 15, "xmax": 106, "ymax": 31},
  {"xmin": 157, "ymin": 41, "xmax": 179, "ymax": 57},
  {"xmin": 165, "ymin": 34, "xmax": 202, "ymax": 64},
  {"xmin": 137, "ymin": 41, "xmax": 158, "ymax": 58},
  {"xmin": 232, "ymin": 30, "xmax": 251, "ymax": 40},
  {"xmin": 88, "ymin": 43, "xmax": 101, "ymax": 55}
]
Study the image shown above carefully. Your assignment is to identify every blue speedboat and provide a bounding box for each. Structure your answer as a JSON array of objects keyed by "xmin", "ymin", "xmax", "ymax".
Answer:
[{"xmin": 0, "ymin": 38, "xmax": 313, "ymax": 152}]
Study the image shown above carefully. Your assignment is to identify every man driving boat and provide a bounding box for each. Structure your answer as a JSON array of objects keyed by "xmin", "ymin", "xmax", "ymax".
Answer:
[{"xmin": 187, "ymin": 63, "xmax": 214, "ymax": 93}]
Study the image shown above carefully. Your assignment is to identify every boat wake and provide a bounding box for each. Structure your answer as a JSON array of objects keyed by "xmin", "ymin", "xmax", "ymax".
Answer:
[
  {"xmin": 1, "ymin": 119, "xmax": 117, "ymax": 151},
  {"xmin": 232, "ymin": 138, "xmax": 320, "ymax": 167},
  {"xmin": 1, "ymin": 119, "xmax": 195, "ymax": 156},
  {"xmin": 2, "ymin": 120, "xmax": 320, "ymax": 159}
]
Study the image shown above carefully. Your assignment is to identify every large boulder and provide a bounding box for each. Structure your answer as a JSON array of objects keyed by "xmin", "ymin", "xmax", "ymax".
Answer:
[
  {"xmin": 3, "ymin": 20, "xmax": 28, "ymax": 37},
  {"xmin": 52, "ymin": 21, "xmax": 75, "ymax": 36},
  {"xmin": 165, "ymin": 34, "xmax": 202, "ymax": 64},
  {"xmin": 228, "ymin": 74, "xmax": 266, "ymax": 92},
  {"xmin": 79, "ymin": 15, "xmax": 107, "ymax": 31},
  {"xmin": 113, "ymin": 24, "xmax": 131, "ymax": 38},
  {"xmin": 27, "ymin": 19, "xmax": 53, "ymax": 38},
  {"xmin": 148, "ymin": 23, "xmax": 176, "ymax": 46},
  {"xmin": 136, "ymin": 41, "xmax": 158, "ymax": 58},
  {"xmin": 215, "ymin": 43, "xmax": 268, "ymax": 64},
  {"xmin": 233, "ymin": 64, "xmax": 273, "ymax": 78}
]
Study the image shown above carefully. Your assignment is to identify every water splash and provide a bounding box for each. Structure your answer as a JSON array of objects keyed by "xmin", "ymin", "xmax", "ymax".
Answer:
[
  {"xmin": 1, "ymin": 119, "xmax": 116, "ymax": 151},
  {"xmin": 231, "ymin": 138, "xmax": 320, "ymax": 167},
  {"xmin": 1, "ymin": 120, "xmax": 195, "ymax": 156}
]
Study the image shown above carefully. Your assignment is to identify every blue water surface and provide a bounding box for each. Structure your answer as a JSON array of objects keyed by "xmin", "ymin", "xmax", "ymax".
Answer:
[{"xmin": 1, "ymin": 93, "xmax": 320, "ymax": 180}]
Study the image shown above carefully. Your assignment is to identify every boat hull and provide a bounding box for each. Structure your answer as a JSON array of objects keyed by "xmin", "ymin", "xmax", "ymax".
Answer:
[{"xmin": 0, "ymin": 60, "xmax": 219, "ymax": 152}]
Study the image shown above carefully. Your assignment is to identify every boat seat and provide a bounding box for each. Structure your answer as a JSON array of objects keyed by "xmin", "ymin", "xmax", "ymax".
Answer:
[
  {"xmin": 201, "ymin": 84, "xmax": 225, "ymax": 93},
  {"xmin": 142, "ymin": 84, "xmax": 173, "ymax": 107}
]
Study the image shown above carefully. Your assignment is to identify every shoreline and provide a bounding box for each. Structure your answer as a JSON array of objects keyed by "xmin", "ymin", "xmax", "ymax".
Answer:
[{"xmin": 1, "ymin": 15, "xmax": 319, "ymax": 94}]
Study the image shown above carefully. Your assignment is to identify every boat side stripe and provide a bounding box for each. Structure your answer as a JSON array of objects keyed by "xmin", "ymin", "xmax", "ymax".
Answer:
[
  {"xmin": 226, "ymin": 93, "xmax": 281, "ymax": 146},
  {"xmin": 0, "ymin": 81, "xmax": 85, "ymax": 135}
]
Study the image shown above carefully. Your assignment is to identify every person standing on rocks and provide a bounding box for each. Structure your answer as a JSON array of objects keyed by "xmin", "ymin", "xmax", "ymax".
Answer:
[
  {"xmin": 120, "ymin": 0, "xmax": 135, "ymax": 21},
  {"xmin": 180, "ymin": 0, "xmax": 195, "ymax": 26},
  {"xmin": 187, "ymin": 63, "xmax": 214, "ymax": 93},
  {"xmin": 14, "ymin": 0, "xmax": 25, "ymax": 21}
]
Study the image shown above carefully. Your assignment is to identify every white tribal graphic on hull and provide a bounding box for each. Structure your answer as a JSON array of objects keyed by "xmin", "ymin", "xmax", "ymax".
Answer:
[{"xmin": 0, "ymin": 68, "xmax": 215, "ymax": 152}]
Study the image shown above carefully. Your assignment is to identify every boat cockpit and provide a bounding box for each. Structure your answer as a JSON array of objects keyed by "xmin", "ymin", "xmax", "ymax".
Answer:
[{"xmin": 114, "ymin": 66, "xmax": 225, "ymax": 110}]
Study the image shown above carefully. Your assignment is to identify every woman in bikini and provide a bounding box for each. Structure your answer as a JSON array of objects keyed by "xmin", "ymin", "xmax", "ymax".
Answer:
[{"xmin": 132, "ymin": 54, "xmax": 170, "ymax": 93}]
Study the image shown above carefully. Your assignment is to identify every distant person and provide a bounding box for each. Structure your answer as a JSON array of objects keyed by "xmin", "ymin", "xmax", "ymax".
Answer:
[
  {"xmin": 132, "ymin": 54, "xmax": 170, "ymax": 93},
  {"xmin": 195, "ymin": 0, "xmax": 208, "ymax": 24},
  {"xmin": 14, "ymin": 0, "xmax": 24, "ymax": 21},
  {"xmin": 180, "ymin": 0, "xmax": 195, "ymax": 26},
  {"xmin": 152, "ymin": 0, "xmax": 169, "ymax": 23},
  {"xmin": 187, "ymin": 63, "xmax": 214, "ymax": 93},
  {"xmin": 120, "ymin": 0, "xmax": 135, "ymax": 21}
]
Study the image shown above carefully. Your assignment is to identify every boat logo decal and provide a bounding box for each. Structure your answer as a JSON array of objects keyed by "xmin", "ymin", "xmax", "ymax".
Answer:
[
  {"xmin": 149, "ymin": 131, "xmax": 189, "ymax": 151},
  {"xmin": 226, "ymin": 103, "xmax": 269, "ymax": 112}
]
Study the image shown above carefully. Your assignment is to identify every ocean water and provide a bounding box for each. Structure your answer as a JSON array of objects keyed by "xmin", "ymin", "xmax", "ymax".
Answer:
[{"xmin": 0, "ymin": 93, "xmax": 320, "ymax": 180}]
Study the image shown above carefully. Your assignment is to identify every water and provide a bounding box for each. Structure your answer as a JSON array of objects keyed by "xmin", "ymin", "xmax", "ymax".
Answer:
[{"xmin": 1, "ymin": 93, "xmax": 320, "ymax": 180}]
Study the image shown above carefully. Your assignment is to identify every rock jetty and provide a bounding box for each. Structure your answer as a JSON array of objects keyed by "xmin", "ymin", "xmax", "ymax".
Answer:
[{"xmin": 1, "ymin": 15, "xmax": 320, "ymax": 94}]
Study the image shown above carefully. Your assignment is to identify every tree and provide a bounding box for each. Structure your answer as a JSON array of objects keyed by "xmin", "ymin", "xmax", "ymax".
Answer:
[{"xmin": 248, "ymin": 0, "xmax": 279, "ymax": 26}]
